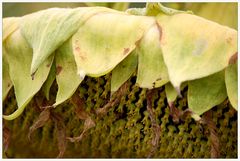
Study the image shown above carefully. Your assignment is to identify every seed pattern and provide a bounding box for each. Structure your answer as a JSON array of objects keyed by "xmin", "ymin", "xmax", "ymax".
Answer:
[{"xmin": 3, "ymin": 75, "xmax": 237, "ymax": 158}]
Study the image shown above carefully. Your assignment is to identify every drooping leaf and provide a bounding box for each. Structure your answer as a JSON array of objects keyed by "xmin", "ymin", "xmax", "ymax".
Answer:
[
  {"xmin": 3, "ymin": 47, "xmax": 12, "ymax": 101},
  {"xmin": 3, "ymin": 17, "xmax": 19, "ymax": 42},
  {"xmin": 146, "ymin": 2, "xmax": 192, "ymax": 16},
  {"xmin": 165, "ymin": 83, "xmax": 178, "ymax": 104},
  {"xmin": 165, "ymin": 82, "xmax": 187, "ymax": 104},
  {"xmin": 3, "ymin": 30, "xmax": 53, "ymax": 120},
  {"xmin": 188, "ymin": 71, "xmax": 227, "ymax": 115},
  {"xmin": 157, "ymin": 13, "xmax": 237, "ymax": 88},
  {"xmin": 136, "ymin": 24, "xmax": 169, "ymax": 89},
  {"xmin": 72, "ymin": 12, "xmax": 155, "ymax": 77},
  {"xmin": 111, "ymin": 51, "xmax": 137, "ymax": 93},
  {"xmin": 20, "ymin": 7, "xmax": 117, "ymax": 75},
  {"xmin": 225, "ymin": 63, "xmax": 237, "ymax": 110},
  {"xmin": 53, "ymin": 40, "xmax": 83, "ymax": 107},
  {"xmin": 41, "ymin": 61, "xmax": 56, "ymax": 100}
]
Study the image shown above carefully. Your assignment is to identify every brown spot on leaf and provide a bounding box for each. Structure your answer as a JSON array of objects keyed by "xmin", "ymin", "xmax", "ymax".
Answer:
[
  {"xmin": 31, "ymin": 71, "xmax": 36, "ymax": 80},
  {"xmin": 46, "ymin": 64, "xmax": 51, "ymax": 68},
  {"xmin": 7, "ymin": 83, "xmax": 11, "ymax": 88},
  {"xmin": 123, "ymin": 48, "xmax": 130, "ymax": 55},
  {"xmin": 75, "ymin": 47, "xmax": 87, "ymax": 60},
  {"xmin": 226, "ymin": 36, "xmax": 233, "ymax": 44},
  {"xmin": 56, "ymin": 66, "xmax": 62, "ymax": 75},
  {"xmin": 135, "ymin": 38, "xmax": 142, "ymax": 46},
  {"xmin": 75, "ymin": 46, "xmax": 80, "ymax": 52},
  {"xmin": 229, "ymin": 52, "xmax": 238, "ymax": 65},
  {"xmin": 156, "ymin": 22, "xmax": 163, "ymax": 42}
]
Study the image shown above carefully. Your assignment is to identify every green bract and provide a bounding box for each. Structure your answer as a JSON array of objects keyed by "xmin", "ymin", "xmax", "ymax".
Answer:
[
  {"xmin": 2, "ymin": 3, "xmax": 238, "ymax": 120},
  {"xmin": 3, "ymin": 30, "xmax": 53, "ymax": 120}
]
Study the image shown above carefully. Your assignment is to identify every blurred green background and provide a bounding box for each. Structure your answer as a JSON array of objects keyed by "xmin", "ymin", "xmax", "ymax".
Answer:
[{"xmin": 3, "ymin": 2, "xmax": 237, "ymax": 29}]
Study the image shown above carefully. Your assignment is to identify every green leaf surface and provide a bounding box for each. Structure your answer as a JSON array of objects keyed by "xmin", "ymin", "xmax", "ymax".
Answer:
[
  {"xmin": 136, "ymin": 24, "xmax": 169, "ymax": 89},
  {"xmin": 72, "ymin": 12, "xmax": 155, "ymax": 77},
  {"xmin": 2, "ymin": 47, "xmax": 12, "ymax": 100},
  {"xmin": 165, "ymin": 82, "xmax": 187, "ymax": 103},
  {"xmin": 42, "ymin": 60, "xmax": 56, "ymax": 100},
  {"xmin": 165, "ymin": 83, "xmax": 178, "ymax": 104},
  {"xmin": 53, "ymin": 40, "xmax": 83, "ymax": 107},
  {"xmin": 3, "ymin": 17, "xmax": 19, "ymax": 42},
  {"xmin": 20, "ymin": 7, "xmax": 116, "ymax": 75},
  {"xmin": 188, "ymin": 71, "xmax": 227, "ymax": 115},
  {"xmin": 225, "ymin": 63, "xmax": 238, "ymax": 110},
  {"xmin": 3, "ymin": 30, "xmax": 53, "ymax": 120},
  {"xmin": 157, "ymin": 13, "xmax": 237, "ymax": 88},
  {"xmin": 111, "ymin": 51, "xmax": 137, "ymax": 93}
]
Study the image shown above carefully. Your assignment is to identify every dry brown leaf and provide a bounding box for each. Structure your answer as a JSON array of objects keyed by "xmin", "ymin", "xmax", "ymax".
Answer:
[{"xmin": 28, "ymin": 109, "xmax": 50, "ymax": 141}]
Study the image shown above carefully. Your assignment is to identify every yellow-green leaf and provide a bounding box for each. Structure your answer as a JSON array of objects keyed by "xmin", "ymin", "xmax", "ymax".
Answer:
[
  {"xmin": 3, "ymin": 17, "xmax": 19, "ymax": 42},
  {"xmin": 3, "ymin": 30, "xmax": 53, "ymax": 120},
  {"xmin": 20, "ymin": 7, "xmax": 116, "ymax": 75},
  {"xmin": 188, "ymin": 71, "xmax": 227, "ymax": 115},
  {"xmin": 165, "ymin": 82, "xmax": 187, "ymax": 103},
  {"xmin": 53, "ymin": 40, "xmax": 83, "ymax": 107},
  {"xmin": 111, "ymin": 51, "xmax": 137, "ymax": 93},
  {"xmin": 225, "ymin": 63, "xmax": 237, "ymax": 110},
  {"xmin": 2, "ymin": 47, "xmax": 12, "ymax": 100},
  {"xmin": 136, "ymin": 24, "xmax": 169, "ymax": 89},
  {"xmin": 72, "ymin": 11, "xmax": 155, "ymax": 77},
  {"xmin": 157, "ymin": 13, "xmax": 237, "ymax": 88},
  {"xmin": 41, "ymin": 61, "xmax": 56, "ymax": 100}
]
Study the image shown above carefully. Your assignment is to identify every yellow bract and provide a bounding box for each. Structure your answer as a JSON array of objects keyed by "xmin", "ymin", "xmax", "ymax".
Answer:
[{"xmin": 157, "ymin": 13, "xmax": 237, "ymax": 89}]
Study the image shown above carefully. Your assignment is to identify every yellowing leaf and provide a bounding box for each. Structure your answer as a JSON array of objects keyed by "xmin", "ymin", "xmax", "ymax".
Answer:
[
  {"xmin": 2, "ymin": 47, "xmax": 12, "ymax": 100},
  {"xmin": 157, "ymin": 13, "xmax": 237, "ymax": 88},
  {"xmin": 3, "ymin": 17, "xmax": 19, "ymax": 42},
  {"xmin": 41, "ymin": 60, "xmax": 56, "ymax": 100},
  {"xmin": 188, "ymin": 71, "xmax": 227, "ymax": 115},
  {"xmin": 53, "ymin": 40, "xmax": 83, "ymax": 107},
  {"xmin": 72, "ymin": 12, "xmax": 155, "ymax": 77},
  {"xmin": 20, "ymin": 7, "xmax": 117, "ymax": 75},
  {"xmin": 3, "ymin": 30, "xmax": 53, "ymax": 120},
  {"xmin": 136, "ymin": 24, "xmax": 169, "ymax": 89},
  {"xmin": 225, "ymin": 63, "xmax": 237, "ymax": 110},
  {"xmin": 111, "ymin": 51, "xmax": 137, "ymax": 93}
]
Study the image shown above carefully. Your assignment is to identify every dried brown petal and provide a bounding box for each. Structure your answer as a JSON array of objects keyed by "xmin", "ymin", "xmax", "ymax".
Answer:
[
  {"xmin": 3, "ymin": 126, "xmax": 11, "ymax": 153},
  {"xmin": 146, "ymin": 89, "xmax": 161, "ymax": 158},
  {"xmin": 28, "ymin": 109, "xmax": 50, "ymax": 141},
  {"xmin": 51, "ymin": 112, "xmax": 67, "ymax": 158}
]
